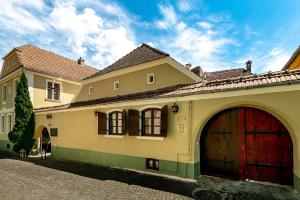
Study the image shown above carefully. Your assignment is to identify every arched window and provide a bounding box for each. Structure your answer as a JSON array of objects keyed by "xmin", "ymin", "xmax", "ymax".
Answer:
[
  {"xmin": 142, "ymin": 108, "xmax": 162, "ymax": 136},
  {"xmin": 109, "ymin": 111, "xmax": 123, "ymax": 135}
]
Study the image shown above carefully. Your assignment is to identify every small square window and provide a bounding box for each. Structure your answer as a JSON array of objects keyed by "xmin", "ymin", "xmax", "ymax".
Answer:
[
  {"xmin": 114, "ymin": 81, "xmax": 120, "ymax": 90},
  {"xmin": 88, "ymin": 86, "xmax": 93, "ymax": 95},
  {"xmin": 146, "ymin": 158, "xmax": 159, "ymax": 170},
  {"xmin": 147, "ymin": 73, "xmax": 155, "ymax": 84}
]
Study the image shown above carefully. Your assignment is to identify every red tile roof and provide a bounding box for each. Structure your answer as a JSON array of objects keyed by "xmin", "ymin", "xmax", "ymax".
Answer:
[
  {"xmin": 35, "ymin": 69, "xmax": 300, "ymax": 112},
  {"xmin": 203, "ymin": 68, "xmax": 252, "ymax": 81},
  {"xmin": 85, "ymin": 43, "xmax": 169, "ymax": 79},
  {"xmin": 1, "ymin": 45, "xmax": 98, "ymax": 81}
]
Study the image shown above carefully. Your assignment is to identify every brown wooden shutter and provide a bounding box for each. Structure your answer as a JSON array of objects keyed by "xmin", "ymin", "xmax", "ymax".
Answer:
[
  {"xmin": 97, "ymin": 112, "xmax": 107, "ymax": 135},
  {"xmin": 122, "ymin": 109, "xmax": 127, "ymax": 135},
  {"xmin": 161, "ymin": 105, "xmax": 168, "ymax": 137},
  {"xmin": 128, "ymin": 109, "xmax": 139, "ymax": 136}
]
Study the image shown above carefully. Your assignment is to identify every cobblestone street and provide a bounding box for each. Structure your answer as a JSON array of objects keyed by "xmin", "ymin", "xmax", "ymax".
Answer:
[{"xmin": 0, "ymin": 151, "xmax": 299, "ymax": 200}]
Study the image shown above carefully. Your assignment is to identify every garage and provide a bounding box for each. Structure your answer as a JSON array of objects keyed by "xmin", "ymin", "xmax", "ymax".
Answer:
[{"xmin": 200, "ymin": 107, "xmax": 293, "ymax": 185}]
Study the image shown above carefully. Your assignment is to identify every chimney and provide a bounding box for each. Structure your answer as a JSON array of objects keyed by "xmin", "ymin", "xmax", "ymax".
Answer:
[
  {"xmin": 246, "ymin": 60, "xmax": 252, "ymax": 72},
  {"xmin": 78, "ymin": 57, "xmax": 85, "ymax": 65},
  {"xmin": 191, "ymin": 66, "xmax": 204, "ymax": 77},
  {"xmin": 185, "ymin": 63, "xmax": 192, "ymax": 70}
]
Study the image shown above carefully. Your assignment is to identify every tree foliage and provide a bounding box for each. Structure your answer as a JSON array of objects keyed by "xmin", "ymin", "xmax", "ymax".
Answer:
[{"xmin": 8, "ymin": 73, "xmax": 35, "ymax": 154}]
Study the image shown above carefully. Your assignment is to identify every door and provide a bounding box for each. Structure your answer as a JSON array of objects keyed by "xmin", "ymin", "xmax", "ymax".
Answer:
[
  {"xmin": 201, "ymin": 109, "xmax": 240, "ymax": 179},
  {"xmin": 200, "ymin": 107, "xmax": 293, "ymax": 185},
  {"xmin": 244, "ymin": 108, "xmax": 293, "ymax": 185}
]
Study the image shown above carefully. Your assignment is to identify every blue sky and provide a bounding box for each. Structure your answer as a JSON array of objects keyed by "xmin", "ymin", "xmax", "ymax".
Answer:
[{"xmin": 0, "ymin": 0, "xmax": 299, "ymax": 73}]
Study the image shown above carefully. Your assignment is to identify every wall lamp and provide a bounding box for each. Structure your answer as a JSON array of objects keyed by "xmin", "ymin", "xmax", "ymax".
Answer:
[{"xmin": 171, "ymin": 103, "xmax": 179, "ymax": 114}]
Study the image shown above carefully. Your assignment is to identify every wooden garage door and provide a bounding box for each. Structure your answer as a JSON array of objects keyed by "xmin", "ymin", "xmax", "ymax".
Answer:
[
  {"xmin": 244, "ymin": 108, "xmax": 293, "ymax": 185},
  {"xmin": 200, "ymin": 108, "xmax": 240, "ymax": 179},
  {"xmin": 200, "ymin": 107, "xmax": 293, "ymax": 185}
]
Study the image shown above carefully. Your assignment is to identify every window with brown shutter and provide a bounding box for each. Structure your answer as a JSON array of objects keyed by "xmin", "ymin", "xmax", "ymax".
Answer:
[
  {"xmin": 128, "ymin": 109, "xmax": 139, "ymax": 136},
  {"xmin": 97, "ymin": 112, "xmax": 107, "ymax": 135},
  {"xmin": 140, "ymin": 106, "xmax": 168, "ymax": 137},
  {"xmin": 108, "ymin": 111, "xmax": 123, "ymax": 135},
  {"xmin": 122, "ymin": 109, "xmax": 127, "ymax": 134},
  {"xmin": 160, "ymin": 105, "xmax": 168, "ymax": 137}
]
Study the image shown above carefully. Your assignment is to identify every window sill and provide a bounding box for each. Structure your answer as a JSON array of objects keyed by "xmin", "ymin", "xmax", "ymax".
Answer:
[
  {"xmin": 136, "ymin": 136, "xmax": 164, "ymax": 141},
  {"xmin": 45, "ymin": 98, "xmax": 62, "ymax": 103},
  {"xmin": 104, "ymin": 135, "xmax": 124, "ymax": 139}
]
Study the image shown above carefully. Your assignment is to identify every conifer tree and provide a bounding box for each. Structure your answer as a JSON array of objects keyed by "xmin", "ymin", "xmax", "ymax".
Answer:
[{"xmin": 8, "ymin": 73, "xmax": 35, "ymax": 155}]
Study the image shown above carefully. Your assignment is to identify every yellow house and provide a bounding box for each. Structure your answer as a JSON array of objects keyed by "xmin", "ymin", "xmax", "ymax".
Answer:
[
  {"xmin": 283, "ymin": 46, "xmax": 300, "ymax": 70},
  {"xmin": 2, "ymin": 43, "xmax": 300, "ymax": 191},
  {"xmin": 0, "ymin": 44, "xmax": 97, "ymax": 151}
]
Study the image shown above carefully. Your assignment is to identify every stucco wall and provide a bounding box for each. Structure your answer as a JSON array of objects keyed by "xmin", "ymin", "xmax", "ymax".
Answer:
[
  {"xmin": 287, "ymin": 54, "xmax": 300, "ymax": 70},
  {"xmin": 35, "ymin": 84, "xmax": 300, "ymax": 186},
  {"xmin": 76, "ymin": 63, "xmax": 194, "ymax": 101},
  {"xmin": 33, "ymin": 74, "xmax": 80, "ymax": 108}
]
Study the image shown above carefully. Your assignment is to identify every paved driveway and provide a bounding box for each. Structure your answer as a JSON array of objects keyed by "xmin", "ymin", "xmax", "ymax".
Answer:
[{"xmin": 0, "ymin": 151, "xmax": 299, "ymax": 200}]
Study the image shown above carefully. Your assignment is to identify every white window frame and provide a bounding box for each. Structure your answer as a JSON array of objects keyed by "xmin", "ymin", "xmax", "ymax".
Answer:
[
  {"xmin": 88, "ymin": 86, "xmax": 94, "ymax": 95},
  {"xmin": 147, "ymin": 73, "xmax": 155, "ymax": 84},
  {"xmin": 45, "ymin": 80, "xmax": 62, "ymax": 102},
  {"xmin": 113, "ymin": 81, "xmax": 120, "ymax": 91},
  {"xmin": 7, "ymin": 114, "xmax": 12, "ymax": 133},
  {"xmin": 1, "ymin": 115, "xmax": 5, "ymax": 133},
  {"xmin": 13, "ymin": 78, "xmax": 20, "ymax": 100},
  {"xmin": 106, "ymin": 109, "xmax": 123, "ymax": 136}
]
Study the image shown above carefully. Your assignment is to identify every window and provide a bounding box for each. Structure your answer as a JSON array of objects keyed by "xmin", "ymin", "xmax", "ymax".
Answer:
[
  {"xmin": 88, "ymin": 86, "xmax": 94, "ymax": 95},
  {"xmin": 114, "ymin": 81, "xmax": 120, "ymax": 90},
  {"xmin": 2, "ymin": 84, "xmax": 7, "ymax": 102},
  {"xmin": 146, "ymin": 158, "xmax": 159, "ymax": 170},
  {"xmin": 1, "ymin": 115, "xmax": 5, "ymax": 133},
  {"xmin": 109, "ymin": 111, "xmax": 123, "ymax": 134},
  {"xmin": 7, "ymin": 114, "xmax": 12, "ymax": 132},
  {"xmin": 142, "ymin": 108, "xmax": 161, "ymax": 136},
  {"xmin": 46, "ymin": 81, "xmax": 61, "ymax": 101},
  {"xmin": 13, "ymin": 79, "xmax": 19, "ymax": 99},
  {"xmin": 147, "ymin": 73, "xmax": 155, "ymax": 84},
  {"xmin": 128, "ymin": 106, "xmax": 168, "ymax": 137}
]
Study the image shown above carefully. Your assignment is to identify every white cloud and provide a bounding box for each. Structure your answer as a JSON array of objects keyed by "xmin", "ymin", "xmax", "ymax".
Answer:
[
  {"xmin": 197, "ymin": 21, "xmax": 212, "ymax": 30},
  {"xmin": 177, "ymin": 0, "xmax": 192, "ymax": 12},
  {"xmin": 234, "ymin": 47, "xmax": 290, "ymax": 72},
  {"xmin": 245, "ymin": 25, "xmax": 259, "ymax": 39},
  {"xmin": 155, "ymin": 4, "xmax": 177, "ymax": 29},
  {"xmin": 155, "ymin": 4, "xmax": 236, "ymax": 71},
  {"xmin": 263, "ymin": 48, "xmax": 290, "ymax": 71},
  {"xmin": 49, "ymin": 1, "xmax": 136, "ymax": 67},
  {"xmin": 0, "ymin": 0, "xmax": 47, "ymax": 33}
]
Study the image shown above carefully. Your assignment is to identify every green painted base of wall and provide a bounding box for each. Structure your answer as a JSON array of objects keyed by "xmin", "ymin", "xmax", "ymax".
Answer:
[
  {"xmin": 0, "ymin": 139, "xmax": 13, "ymax": 153},
  {"xmin": 52, "ymin": 146, "xmax": 199, "ymax": 179},
  {"xmin": 294, "ymin": 175, "xmax": 300, "ymax": 192}
]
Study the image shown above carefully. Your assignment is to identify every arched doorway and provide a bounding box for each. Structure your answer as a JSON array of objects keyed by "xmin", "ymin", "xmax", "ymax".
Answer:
[
  {"xmin": 200, "ymin": 107, "xmax": 293, "ymax": 185},
  {"xmin": 40, "ymin": 128, "xmax": 51, "ymax": 153}
]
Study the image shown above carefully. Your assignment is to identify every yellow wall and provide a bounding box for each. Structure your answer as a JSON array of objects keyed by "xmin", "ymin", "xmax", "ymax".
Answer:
[
  {"xmin": 35, "ymin": 84, "xmax": 300, "ymax": 178},
  {"xmin": 35, "ymin": 101, "xmax": 190, "ymax": 162},
  {"xmin": 33, "ymin": 74, "xmax": 80, "ymax": 108},
  {"xmin": 76, "ymin": 63, "xmax": 194, "ymax": 101},
  {"xmin": 287, "ymin": 54, "xmax": 300, "ymax": 70}
]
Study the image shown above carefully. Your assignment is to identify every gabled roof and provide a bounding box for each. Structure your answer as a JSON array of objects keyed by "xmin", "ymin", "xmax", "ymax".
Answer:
[
  {"xmin": 86, "ymin": 43, "xmax": 169, "ymax": 79},
  {"xmin": 204, "ymin": 68, "xmax": 252, "ymax": 81},
  {"xmin": 282, "ymin": 45, "xmax": 300, "ymax": 70},
  {"xmin": 35, "ymin": 69, "xmax": 300, "ymax": 113},
  {"xmin": 1, "ymin": 45, "xmax": 98, "ymax": 81}
]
